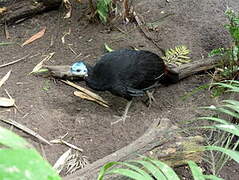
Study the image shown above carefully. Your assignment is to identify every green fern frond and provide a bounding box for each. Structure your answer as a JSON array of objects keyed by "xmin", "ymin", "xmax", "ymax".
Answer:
[{"xmin": 162, "ymin": 45, "xmax": 191, "ymax": 66}]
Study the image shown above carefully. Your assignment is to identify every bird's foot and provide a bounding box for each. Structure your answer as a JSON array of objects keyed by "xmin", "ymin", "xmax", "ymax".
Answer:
[
  {"xmin": 111, "ymin": 100, "xmax": 132, "ymax": 125},
  {"xmin": 145, "ymin": 90, "xmax": 157, "ymax": 108},
  {"xmin": 111, "ymin": 114, "xmax": 130, "ymax": 125}
]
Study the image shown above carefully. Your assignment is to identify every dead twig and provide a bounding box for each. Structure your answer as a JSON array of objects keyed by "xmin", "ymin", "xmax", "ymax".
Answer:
[
  {"xmin": 4, "ymin": 21, "xmax": 10, "ymax": 39},
  {"xmin": 0, "ymin": 117, "xmax": 51, "ymax": 145},
  {"xmin": 0, "ymin": 70, "xmax": 11, "ymax": 87},
  {"xmin": 5, "ymin": 89, "xmax": 24, "ymax": 114},
  {"xmin": 0, "ymin": 54, "xmax": 30, "ymax": 68},
  {"xmin": 51, "ymin": 139, "xmax": 83, "ymax": 152},
  {"xmin": 133, "ymin": 12, "xmax": 165, "ymax": 56},
  {"xmin": 51, "ymin": 133, "xmax": 83, "ymax": 152}
]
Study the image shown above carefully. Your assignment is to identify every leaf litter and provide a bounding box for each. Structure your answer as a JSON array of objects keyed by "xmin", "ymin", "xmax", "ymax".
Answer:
[
  {"xmin": 61, "ymin": 80, "xmax": 109, "ymax": 107},
  {"xmin": 52, "ymin": 133, "xmax": 89, "ymax": 175},
  {"xmin": 21, "ymin": 26, "xmax": 46, "ymax": 47},
  {"xmin": 30, "ymin": 52, "xmax": 55, "ymax": 74}
]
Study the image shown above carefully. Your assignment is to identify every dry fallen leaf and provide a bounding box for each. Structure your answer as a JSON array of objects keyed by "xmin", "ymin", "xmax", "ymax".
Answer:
[
  {"xmin": 65, "ymin": 152, "xmax": 89, "ymax": 174},
  {"xmin": 0, "ymin": 97, "xmax": 15, "ymax": 107},
  {"xmin": 4, "ymin": 22, "xmax": 10, "ymax": 39},
  {"xmin": 0, "ymin": 70, "xmax": 11, "ymax": 88},
  {"xmin": 0, "ymin": 7, "xmax": 7, "ymax": 14},
  {"xmin": 63, "ymin": 0, "xmax": 72, "ymax": 19},
  {"xmin": 74, "ymin": 91, "xmax": 109, "ymax": 108},
  {"xmin": 53, "ymin": 149, "xmax": 72, "ymax": 174},
  {"xmin": 61, "ymin": 80, "xmax": 109, "ymax": 107},
  {"xmin": 62, "ymin": 28, "xmax": 71, "ymax": 44},
  {"xmin": 21, "ymin": 27, "xmax": 46, "ymax": 47},
  {"xmin": 30, "ymin": 52, "xmax": 55, "ymax": 74}
]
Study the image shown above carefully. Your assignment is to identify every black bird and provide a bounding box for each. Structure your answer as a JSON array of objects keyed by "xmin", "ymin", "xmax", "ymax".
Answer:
[{"xmin": 70, "ymin": 49, "xmax": 179, "ymax": 122}]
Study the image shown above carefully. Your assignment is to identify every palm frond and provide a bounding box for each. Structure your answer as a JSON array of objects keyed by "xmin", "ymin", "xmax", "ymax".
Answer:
[{"xmin": 162, "ymin": 45, "xmax": 191, "ymax": 66}]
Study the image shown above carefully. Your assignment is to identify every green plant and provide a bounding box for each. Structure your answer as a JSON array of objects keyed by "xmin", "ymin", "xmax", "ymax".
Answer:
[
  {"xmin": 43, "ymin": 80, "xmax": 51, "ymax": 91},
  {"xmin": 97, "ymin": 0, "xmax": 112, "ymax": 23},
  {"xmin": 97, "ymin": 81, "xmax": 239, "ymax": 179},
  {"xmin": 199, "ymin": 80, "xmax": 239, "ymax": 175},
  {"xmin": 0, "ymin": 126, "xmax": 61, "ymax": 180},
  {"xmin": 209, "ymin": 7, "xmax": 239, "ymax": 80},
  {"xmin": 97, "ymin": 156, "xmax": 226, "ymax": 180},
  {"xmin": 162, "ymin": 45, "xmax": 191, "ymax": 66}
]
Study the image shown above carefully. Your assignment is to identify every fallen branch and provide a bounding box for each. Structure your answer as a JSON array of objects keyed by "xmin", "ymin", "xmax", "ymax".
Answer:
[
  {"xmin": 63, "ymin": 118, "xmax": 204, "ymax": 180},
  {"xmin": 0, "ymin": 117, "xmax": 51, "ymax": 145},
  {"xmin": 42, "ymin": 56, "xmax": 221, "ymax": 82},
  {"xmin": 174, "ymin": 56, "xmax": 221, "ymax": 80},
  {"xmin": 0, "ymin": 0, "xmax": 62, "ymax": 25}
]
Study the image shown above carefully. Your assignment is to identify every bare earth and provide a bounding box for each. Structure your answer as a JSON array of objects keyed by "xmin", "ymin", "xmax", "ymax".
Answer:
[{"xmin": 0, "ymin": 0, "xmax": 238, "ymax": 179}]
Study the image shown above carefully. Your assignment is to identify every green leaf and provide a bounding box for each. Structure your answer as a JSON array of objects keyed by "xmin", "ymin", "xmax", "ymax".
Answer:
[
  {"xmin": 129, "ymin": 160, "xmax": 166, "ymax": 180},
  {"xmin": 147, "ymin": 158, "xmax": 180, "ymax": 180},
  {"xmin": 205, "ymin": 146, "xmax": 239, "ymax": 163},
  {"xmin": 214, "ymin": 124, "xmax": 239, "ymax": 136},
  {"xmin": 0, "ymin": 126, "xmax": 30, "ymax": 149},
  {"xmin": 162, "ymin": 45, "xmax": 191, "ymax": 66},
  {"xmin": 222, "ymin": 99, "xmax": 239, "ymax": 107},
  {"xmin": 42, "ymin": 80, "xmax": 50, "ymax": 91},
  {"xmin": 201, "ymin": 105, "xmax": 239, "ymax": 119},
  {"xmin": 98, "ymin": 161, "xmax": 154, "ymax": 180},
  {"xmin": 197, "ymin": 117, "xmax": 230, "ymax": 125},
  {"xmin": 208, "ymin": 48, "xmax": 225, "ymax": 57},
  {"xmin": 214, "ymin": 82, "xmax": 239, "ymax": 92},
  {"xmin": 0, "ymin": 42, "xmax": 15, "ymax": 46},
  {"xmin": 230, "ymin": 27, "xmax": 239, "ymax": 41},
  {"xmin": 104, "ymin": 43, "xmax": 114, "ymax": 52},
  {"xmin": 106, "ymin": 168, "xmax": 147, "ymax": 180},
  {"xmin": 215, "ymin": 107, "xmax": 239, "ymax": 119},
  {"xmin": 188, "ymin": 161, "xmax": 205, "ymax": 180},
  {"xmin": 97, "ymin": 161, "xmax": 117, "ymax": 180},
  {"xmin": 222, "ymin": 104, "xmax": 239, "ymax": 113},
  {"xmin": 0, "ymin": 148, "xmax": 61, "ymax": 180},
  {"xmin": 119, "ymin": 162, "xmax": 153, "ymax": 180},
  {"xmin": 97, "ymin": 0, "xmax": 112, "ymax": 23},
  {"xmin": 203, "ymin": 175, "xmax": 224, "ymax": 180},
  {"xmin": 232, "ymin": 45, "xmax": 238, "ymax": 61}
]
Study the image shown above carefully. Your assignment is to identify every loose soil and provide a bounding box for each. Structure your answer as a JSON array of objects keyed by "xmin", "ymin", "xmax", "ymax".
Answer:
[{"xmin": 0, "ymin": 0, "xmax": 238, "ymax": 179}]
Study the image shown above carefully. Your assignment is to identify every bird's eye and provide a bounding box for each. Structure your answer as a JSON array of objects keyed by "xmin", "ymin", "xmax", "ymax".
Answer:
[
  {"xmin": 76, "ymin": 69, "xmax": 81, "ymax": 72},
  {"xmin": 84, "ymin": 70, "xmax": 87, "ymax": 72}
]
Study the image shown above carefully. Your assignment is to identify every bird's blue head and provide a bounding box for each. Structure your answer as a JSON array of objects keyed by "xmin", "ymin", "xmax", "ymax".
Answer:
[{"xmin": 70, "ymin": 61, "xmax": 88, "ymax": 77}]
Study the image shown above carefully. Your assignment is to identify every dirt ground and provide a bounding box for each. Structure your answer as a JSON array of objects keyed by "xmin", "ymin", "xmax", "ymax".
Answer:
[{"xmin": 0, "ymin": 0, "xmax": 239, "ymax": 179}]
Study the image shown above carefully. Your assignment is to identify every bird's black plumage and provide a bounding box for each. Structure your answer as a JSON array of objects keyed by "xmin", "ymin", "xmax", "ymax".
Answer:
[
  {"xmin": 83, "ymin": 49, "xmax": 178, "ymax": 101},
  {"xmin": 71, "ymin": 49, "xmax": 179, "ymax": 122}
]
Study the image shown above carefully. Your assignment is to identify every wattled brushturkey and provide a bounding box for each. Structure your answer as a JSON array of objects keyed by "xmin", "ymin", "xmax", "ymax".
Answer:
[{"xmin": 70, "ymin": 49, "xmax": 179, "ymax": 122}]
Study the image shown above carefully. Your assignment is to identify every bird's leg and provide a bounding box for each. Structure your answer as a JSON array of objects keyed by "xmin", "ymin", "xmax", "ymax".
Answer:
[
  {"xmin": 146, "ymin": 90, "xmax": 156, "ymax": 108},
  {"xmin": 143, "ymin": 82, "xmax": 160, "ymax": 107},
  {"xmin": 111, "ymin": 100, "xmax": 132, "ymax": 125},
  {"xmin": 146, "ymin": 90, "xmax": 156, "ymax": 106}
]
